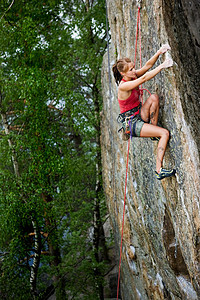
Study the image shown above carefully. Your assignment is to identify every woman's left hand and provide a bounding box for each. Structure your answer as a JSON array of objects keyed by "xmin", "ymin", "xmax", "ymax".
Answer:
[
  {"xmin": 161, "ymin": 58, "xmax": 173, "ymax": 69},
  {"xmin": 159, "ymin": 44, "xmax": 171, "ymax": 54}
]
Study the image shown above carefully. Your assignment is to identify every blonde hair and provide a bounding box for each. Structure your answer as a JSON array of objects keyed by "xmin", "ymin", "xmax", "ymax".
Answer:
[{"xmin": 112, "ymin": 57, "xmax": 132, "ymax": 85}]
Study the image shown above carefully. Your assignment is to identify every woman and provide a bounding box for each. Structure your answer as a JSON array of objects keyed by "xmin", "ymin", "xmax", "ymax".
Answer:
[{"xmin": 112, "ymin": 44, "xmax": 176, "ymax": 180}]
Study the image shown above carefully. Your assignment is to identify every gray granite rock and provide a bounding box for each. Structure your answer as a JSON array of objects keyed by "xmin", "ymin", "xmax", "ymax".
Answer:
[{"xmin": 101, "ymin": 0, "xmax": 200, "ymax": 299}]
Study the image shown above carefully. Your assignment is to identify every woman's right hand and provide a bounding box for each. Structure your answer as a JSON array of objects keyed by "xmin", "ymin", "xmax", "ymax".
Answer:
[
  {"xmin": 161, "ymin": 58, "xmax": 173, "ymax": 69},
  {"xmin": 158, "ymin": 44, "xmax": 171, "ymax": 54}
]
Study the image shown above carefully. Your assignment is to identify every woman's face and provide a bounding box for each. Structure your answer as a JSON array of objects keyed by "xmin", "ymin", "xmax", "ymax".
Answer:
[{"xmin": 123, "ymin": 62, "xmax": 137, "ymax": 79}]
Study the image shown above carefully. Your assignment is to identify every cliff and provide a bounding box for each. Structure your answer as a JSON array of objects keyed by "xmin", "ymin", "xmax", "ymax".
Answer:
[{"xmin": 101, "ymin": 0, "xmax": 200, "ymax": 299}]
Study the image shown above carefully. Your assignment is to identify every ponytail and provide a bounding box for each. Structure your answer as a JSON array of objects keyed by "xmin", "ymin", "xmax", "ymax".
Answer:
[
  {"xmin": 112, "ymin": 64, "xmax": 122, "ymax": 86},
  {"xmin": 112, "ymin": 57, "xmax": 132, "ymax": 85}
]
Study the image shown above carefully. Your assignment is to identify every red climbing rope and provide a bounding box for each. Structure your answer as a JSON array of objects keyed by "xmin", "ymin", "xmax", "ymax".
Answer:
[{"xmin": 116, "ymin": 6, "xmax": 149, "ymax": 300}]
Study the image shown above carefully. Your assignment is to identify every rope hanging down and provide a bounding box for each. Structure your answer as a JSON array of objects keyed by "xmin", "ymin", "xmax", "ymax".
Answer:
[
  {"xmin": 104, "ymin": 1, "xmax": 152, "ymax": 299},
  {"xmin": 116, "ymin": 4, "xmax": 144, "ymax": 300}
]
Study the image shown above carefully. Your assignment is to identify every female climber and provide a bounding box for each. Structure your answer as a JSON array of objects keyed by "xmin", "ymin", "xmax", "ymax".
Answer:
[{"xmin": 112, "ymin": 44, "xmax": 176, "ymax": 180}]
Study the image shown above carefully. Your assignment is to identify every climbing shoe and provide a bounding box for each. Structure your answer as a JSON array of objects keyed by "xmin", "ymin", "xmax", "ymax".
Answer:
[
  {"xmin": 155, "ymin": 168, "xmax": 176, "ymax": 180},
  {"xmin": 150, "ymin": 137, "xmax": 160, "ymax": 141}
]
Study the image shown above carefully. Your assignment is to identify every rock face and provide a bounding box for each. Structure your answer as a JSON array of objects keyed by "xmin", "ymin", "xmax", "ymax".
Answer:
[{"xmin": 101, "ymin": 0, "xmax": 200, "ymax": 299}]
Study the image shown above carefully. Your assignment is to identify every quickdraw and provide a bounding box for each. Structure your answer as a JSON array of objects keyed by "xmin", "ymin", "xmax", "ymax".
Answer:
[
  {"xmin": 125, "ymin": 117, "xmax": 131, "ymax": 134},
  {"xmin": 118, "ymin": 114, "xmax": 138, "ymax": 141},
  {"xmin": 136, "ymin": 0, "xmax": 142, "ymax": 8}
]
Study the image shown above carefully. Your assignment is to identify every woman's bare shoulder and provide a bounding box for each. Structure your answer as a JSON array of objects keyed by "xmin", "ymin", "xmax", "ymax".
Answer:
[{"xmin": 118, "ymin": 84, "xmax": 131, "ymax": 100}]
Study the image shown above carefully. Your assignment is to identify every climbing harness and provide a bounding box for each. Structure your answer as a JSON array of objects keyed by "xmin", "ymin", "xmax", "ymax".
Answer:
[
  {"xmin": 117, "ymin": 104, "xmax": 142, "ymax": 123},
  {"xmin": 117, "ymin": 104, "xmax": 142, "ymax": 141}
]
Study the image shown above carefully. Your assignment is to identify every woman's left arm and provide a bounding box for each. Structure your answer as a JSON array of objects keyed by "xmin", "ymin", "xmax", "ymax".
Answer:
[{"xmin": 136, "ymin": 44, "xmax": 171, "ymax": 77}]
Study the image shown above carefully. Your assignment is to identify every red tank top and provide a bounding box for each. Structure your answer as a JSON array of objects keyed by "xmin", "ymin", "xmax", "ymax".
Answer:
[{"xmin": 118, "ymin": 79, "xmax": 140, "ymax": 114}]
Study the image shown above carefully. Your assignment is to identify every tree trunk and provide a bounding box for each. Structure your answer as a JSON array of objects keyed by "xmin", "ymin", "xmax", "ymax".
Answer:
[{"xmin": 1, "ymin": 112, "xmax": 20, "ymax": 177}]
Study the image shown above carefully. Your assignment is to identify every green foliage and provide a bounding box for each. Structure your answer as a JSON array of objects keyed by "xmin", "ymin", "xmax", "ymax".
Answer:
[{"xmin": 0, "ymin": 0, "xmax": 110, "ymax": 299}]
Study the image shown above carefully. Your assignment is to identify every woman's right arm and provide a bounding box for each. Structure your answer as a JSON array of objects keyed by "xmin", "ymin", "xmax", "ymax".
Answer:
[
  {"xmin": 136, "ymin": 44, "xmax": 171, "ymax": 77},
  {"xmin": 119, "ymin": 58, "xmax": 173, "ymax": 92}
]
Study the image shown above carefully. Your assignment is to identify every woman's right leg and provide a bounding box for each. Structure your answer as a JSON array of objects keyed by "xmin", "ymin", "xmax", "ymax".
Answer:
[
  {"xmin": 139, "ymin": 123, "xmax": 169, "ymax": 173},
  {"xmin": 140, "ymin": 94, "xmax": 159, "ymax": 125}
]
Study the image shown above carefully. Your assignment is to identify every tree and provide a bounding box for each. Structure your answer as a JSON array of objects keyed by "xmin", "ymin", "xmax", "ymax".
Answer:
[{"xmin": 0, "ymin": 1, "xmax": 110, "ymax": 299}]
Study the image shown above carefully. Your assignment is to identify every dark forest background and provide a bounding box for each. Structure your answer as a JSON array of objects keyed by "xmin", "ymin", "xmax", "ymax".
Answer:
[{"xmin": 0, "ymin": 1, "xmax": 112, "ymax": 299}]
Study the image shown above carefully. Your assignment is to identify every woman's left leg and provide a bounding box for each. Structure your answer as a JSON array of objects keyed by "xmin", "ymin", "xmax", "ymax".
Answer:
[
  {"xmin": 140, "ymin": 93, "xmax": 159, "ymax": 125},
  {"xmin": 139, "ymin": 122, "xmax": 176, "ymax": 180},
  {"xmin": 139, "ymin": 123, "xmax": 169, "ymax": 172}
]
